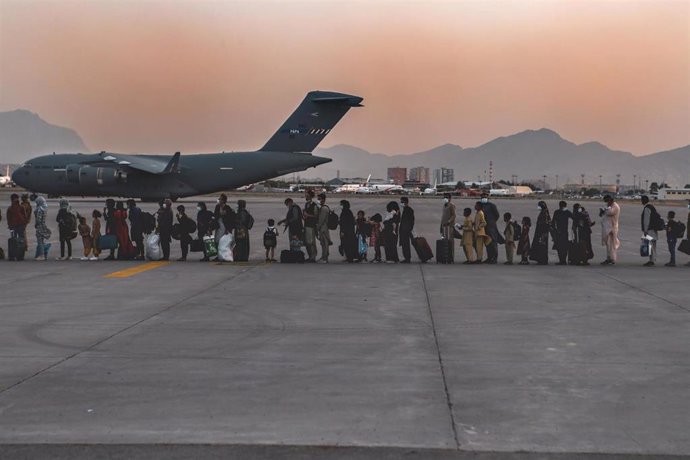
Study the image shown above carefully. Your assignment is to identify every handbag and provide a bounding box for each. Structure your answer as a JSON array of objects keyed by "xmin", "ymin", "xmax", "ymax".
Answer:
[
  {"xmin": 640, "ymin": 239, "xmax": 650, "ymax": 257},
  {"xmin": 678, "ymin": 239, "xmax": 690, "ymax": 256}
]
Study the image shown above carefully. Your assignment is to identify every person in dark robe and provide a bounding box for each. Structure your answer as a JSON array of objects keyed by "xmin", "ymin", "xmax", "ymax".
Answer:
[
  {"xmin": 278, "ymin": 198, "xmax": 304, "ymax": 245},
  {"xmin": 529, "ymin": 201, "xmax": 551, "ymax": 265},
  {"xmin": 551, "ymin": 201, "xmax": 572, "ymax": 265},
  {"xmin": 176, "ymin": 205, "xmax": 195, "ymax": 261},
  {"xmin": 338, "ymin": 200, "xmax": 358, "ymax": 263},
  {"xmin": 572, "ymin": 203, "xmax": 595, "ymax": 265},
  {"xmin": 157, "ymin": 199, "xmax": 174, "ymax": 261},
  {"xmin": 234, "ymin": 200, "xmax": 253, "ymax": 262},
  {"xmin": 382, "ymin": 201, "xmax": 400, "ymax": 263},
  {"xmin": 103, "ymin": 198, "xmax": 117, "ymax": 260},
  {"xmin": 114, "ymin": 201, "xmax": 135, "ymax": 259},
  {"xmin": 127, "ymin": 199, "xmax": 144, "ymax": 260}
]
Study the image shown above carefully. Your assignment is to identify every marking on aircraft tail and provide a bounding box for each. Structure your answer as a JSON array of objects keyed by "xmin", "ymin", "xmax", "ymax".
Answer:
[
  {"xmin": 220, "ymin": 167, "xmax": 234, "ymax": 170},
  {"xmin": 104, "ymin": 261, "xmax": 171, "ymax": 278},
  {"xmin": 310, "ymin": 112, "xmax": 319, "ymax": 117}
]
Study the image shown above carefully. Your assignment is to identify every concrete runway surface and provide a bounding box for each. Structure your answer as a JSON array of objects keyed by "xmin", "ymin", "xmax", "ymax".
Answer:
[{"xmin": 0, "ymin": 193, "xmax": 688, "ymax": 459}]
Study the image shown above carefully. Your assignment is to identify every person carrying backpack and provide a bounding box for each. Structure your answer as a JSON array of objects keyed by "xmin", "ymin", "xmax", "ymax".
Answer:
[
  {"xmin": 665, "ymin": 211, "xmax": 681, "ymax": 267},
  {"xmin": 316, "ymin": 193, "xmax": 332, "ymax": 263},
  {"xmin": 641, "ymin": 195, "xmax": 663, "ymax": 267},
  {"xmin": 263, "ymin": 218, "xmax": 278, "ymax": 262},
  {"xmin": 56, "ymin": 199, "xmax": 77, "ymax": 260}
]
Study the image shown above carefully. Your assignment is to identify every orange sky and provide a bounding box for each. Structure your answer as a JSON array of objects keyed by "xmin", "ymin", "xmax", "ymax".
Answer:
[{"xmin": 1, "ymin": 0, "xmax": 688, "ymax": 155}]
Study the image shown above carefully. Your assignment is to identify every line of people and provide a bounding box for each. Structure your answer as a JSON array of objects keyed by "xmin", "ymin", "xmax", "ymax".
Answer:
[{"xmin": 4, "ymin": 192, "xmax": 689, "ymax": 266}]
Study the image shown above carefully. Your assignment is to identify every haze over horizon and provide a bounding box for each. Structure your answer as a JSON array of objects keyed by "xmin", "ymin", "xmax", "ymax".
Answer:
[{"xmin": 1, "ymin": 0, "xmax": 688, "ymax": 157}]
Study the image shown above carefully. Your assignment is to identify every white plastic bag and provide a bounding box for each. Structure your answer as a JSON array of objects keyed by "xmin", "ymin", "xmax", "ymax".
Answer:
[
  {"xmin": 145, "ymin": 233, "xmax": 162, "ymax": 261},
  {"xmin": 218, "ymin": 233, "xmax": 235, "ymax": 262}
]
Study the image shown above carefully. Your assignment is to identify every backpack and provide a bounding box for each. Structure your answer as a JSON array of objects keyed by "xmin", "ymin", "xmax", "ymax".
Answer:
[
  {"xmin": 512, "ymin": 221, "xmax": 522, "ymax": 241},
  {"xmin": 64, "ymin": 212, "xmax": 78, "ymax": 240},
  {"xmin": 263, "ymin": 227, "xmax": 277, "ymax": 247},
  {"xmin": 327, "ymin": 210, "xmax": 339, "ymax": 230},
  {"xmin": 182, "ymin": 216, "xmax": 197, "ymax": 234},
  {"xmin": 141, "ymin": 212, "xmax": 156, "ymax": 234},
  {"xmin": 647, "ymin": 205, "xmax": 665, "ymax": 232},
  {"xmin": 671, "ymin": 221, "xmax": 686, "ymax": 239}
]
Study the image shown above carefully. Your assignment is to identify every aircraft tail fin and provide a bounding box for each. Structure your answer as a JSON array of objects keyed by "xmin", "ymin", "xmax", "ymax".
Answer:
[{"xmin": 260, "ymin": 91, "xmax": 363, "ymax": 153}]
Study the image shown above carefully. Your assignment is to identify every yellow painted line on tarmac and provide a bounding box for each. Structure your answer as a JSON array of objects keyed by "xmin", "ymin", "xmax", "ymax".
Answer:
[{"xmin": 104, "ymin": 261, "xmax": 171, "ymax": 279}]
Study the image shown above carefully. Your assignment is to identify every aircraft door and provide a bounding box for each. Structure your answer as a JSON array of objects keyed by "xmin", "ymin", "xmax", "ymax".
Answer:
[{"xmin": 66, "ymin": 164, "xmax": 81, "ymax": 184}]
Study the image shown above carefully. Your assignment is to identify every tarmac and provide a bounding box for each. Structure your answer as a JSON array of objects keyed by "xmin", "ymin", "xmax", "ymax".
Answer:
[{"xmin": 0, "ymin": 193, "xmax": 688, "ymax": 459}]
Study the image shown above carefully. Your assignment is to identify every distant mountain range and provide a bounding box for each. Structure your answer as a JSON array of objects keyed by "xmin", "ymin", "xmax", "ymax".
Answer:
[
  {"xmin": 0, "ymin": 110, "xmax": 89, "ymax": 164},
  {"xmin": 312, "ymin": 129, "xmax": 690, "ymax": 187},
  {"xmin": 1, "ymin": 109, "xmax": 688, "ymax": 187}
]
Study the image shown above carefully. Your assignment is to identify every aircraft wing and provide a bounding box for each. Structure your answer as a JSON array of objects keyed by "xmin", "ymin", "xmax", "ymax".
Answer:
[{"xmin": 95, "ymin": 152, "xmax": 180, "ymax": 175}]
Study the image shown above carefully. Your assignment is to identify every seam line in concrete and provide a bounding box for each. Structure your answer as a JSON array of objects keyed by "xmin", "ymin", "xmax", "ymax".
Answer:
[
  {"xmin": 419, "ymin": 264, "xmax": 461, "ymax": 450},
  {"xmin": 0, "ymin": 266, "xmax": 259, "ymax": 397},
  {"xmin": 599, "ymin": 272, "xmax": 690, "ymax": 314}
]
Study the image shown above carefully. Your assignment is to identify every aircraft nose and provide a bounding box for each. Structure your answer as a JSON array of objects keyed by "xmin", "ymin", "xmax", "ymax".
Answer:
[{"xmin": 11, "ymin": 167, "xmax": 26, "ymax": 187}]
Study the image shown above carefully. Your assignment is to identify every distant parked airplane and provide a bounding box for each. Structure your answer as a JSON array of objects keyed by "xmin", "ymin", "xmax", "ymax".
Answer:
[
  {"xmin": 0, "ymin": 166, "xmax": 13, "ymax": 187},
  {"xmin": 12, "ymin": 91, "xmax": 363, "ymax": 200}
]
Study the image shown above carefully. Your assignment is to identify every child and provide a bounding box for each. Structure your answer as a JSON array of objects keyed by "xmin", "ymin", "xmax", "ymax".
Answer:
[
  {"xmin": 355, "ymin": 210, "xmax": 369, "ymax": 261},
  {"xmin": 503, "ymin": 212, "xmax": 515, "ymax": 265},
  {"xmin": 461, "ymin": 207, "xmax": 475, "ymax": 264},
  {"xmin": 78, "ymin": 216, "xmax": 93, "ymax": 260},
  {"xmin": 666, "ymin": 211, "xmax": 677, "ymax": 267},
  {"xmin": 263, "ymin": 218, "xmax": 278, "ymax": 262},
  {"xmin": 368, "ymin": 213, "xmax": 383, "ymax": 263},
  {"xmin": 90, "ymin": 210, "xmax": 102, "ymax": 261},
  {"xmin": 517, "ymin": 216, "xmax": 531, "ymax": 265}
]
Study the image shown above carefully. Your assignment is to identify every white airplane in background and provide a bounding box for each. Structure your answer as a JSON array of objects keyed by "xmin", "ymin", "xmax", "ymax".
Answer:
[
  {"xmin": 0, "ymin": 166, "xmax": 13, "ymax": 187},
  {"xmin": 335, "ymin": 175, "xmax": 371, "ymax": 193},
  {"xmin": 423, "ymin": 180, "xmax": 438, "ymax": 195},
  {"xmin": 357, "ymin": 181, "xmax": 404, "ymax": 194}
]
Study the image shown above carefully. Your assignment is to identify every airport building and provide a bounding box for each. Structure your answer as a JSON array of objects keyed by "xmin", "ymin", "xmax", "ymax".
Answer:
[
  {"xmin": 657, "ymin": 188, "xmax": 690, "ymax": 200},
  {"xmin": 387, "ymin": 167, "xmax": 407, "ymax": 185},
  {"xmin": 409, "ymin": 167, "xmax": 430, "ymax": 184},
  {"xmin": 433, "ymin": 167, "xmax": 454, "ymax": 185}
]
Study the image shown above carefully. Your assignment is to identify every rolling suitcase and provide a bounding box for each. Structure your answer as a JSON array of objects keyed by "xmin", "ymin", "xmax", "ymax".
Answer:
[
  {"xmin": 8, "ymin": 231, "xmax": 25, "ymax": 261},
  {"xmin": 280, "ymin": 249, "xmax": 305, "ymax": 263},
  {"xmin": 436, "ymin": 238, "xmax": 453, "ymax": 264},
  {"xmin": 567, "ymin": 240, "xmax": 586, "ymax": 265},
  {"xmin": 189, "ymin": 239, "xmax": 204, "ymax": 253},
  {"xmin": 678, "ymin": 239, "xmax": 690, "ymax": 256},
  {"xmin": 98, "ymin": 234, "xmax": 118, "ymax": 251},
  {"xmin": 413, "ymin": 237, "xmax": 433, "ymax": 263}
]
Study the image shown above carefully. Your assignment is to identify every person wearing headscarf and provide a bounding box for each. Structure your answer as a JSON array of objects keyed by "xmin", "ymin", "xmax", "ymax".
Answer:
[
  {"xmin": 127, "ymin": 199, "xmax": 144, "ymax": 260},
  {"xmin": 382, "ymin": 201, "xmax": 400, "ymax": 263},
  {"xmin": 338, "ymin": 200, "xmax": 358, "ymax": 263},
  {"xmin": 234, "ymin": 199, "xmax": 253, "ymax": 262},
  {"xmin": 7, "ymin": 193, "xmax": 28, "ymax": 257},
  {"xmin": 33, "ymin": 196, "xmax": 52, "ymax": 260},
  {"xmin": 551, "ymin": 201, "xmax": 572, "ymax": 265},
  {"xmin": 196, "ymin": 202, "xmax": 215, "ymax": 262},
  {"xmin": 571, "ymin": 203, "xmax": 594, "ymax": 265},
  {"xmin": 529, "ymin": 201, "xmax": 551, "ymax": 265},
  {"xmin": 114, "ymin": 201, "xmax": 135, "ymax": 259},
  {"xmin": 55, "ymin": 198, "xmax": 76, "ymax": 260},
  {"xmin": 473, "ymin": 201, "xmax": 492, "ymax": 263}
]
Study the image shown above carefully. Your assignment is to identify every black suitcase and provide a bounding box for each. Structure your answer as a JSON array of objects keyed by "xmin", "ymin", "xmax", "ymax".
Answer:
[
  {"xmin": 678, "ymin": 239, "xmax": 690, "ymax": 256},
  {"xmin": 436, "ymin": 238, "xmax": 453, "ymax": 264},
  {"xmin": 280, "ymin": 249, "xmax": 305, "ymax": 263},
  {"xmin": 8, "ymin": 232, "xmax": 25, "ymax": 261},
  {"xmin": 413, "ymin": 237, "xmax": 433, "ymax": 262}
]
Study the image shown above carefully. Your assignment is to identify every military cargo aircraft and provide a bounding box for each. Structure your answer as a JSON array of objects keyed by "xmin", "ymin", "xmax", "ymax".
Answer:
[{"xmin": 12, "ymin": 91, "xmax": 362, "ymax": 200}]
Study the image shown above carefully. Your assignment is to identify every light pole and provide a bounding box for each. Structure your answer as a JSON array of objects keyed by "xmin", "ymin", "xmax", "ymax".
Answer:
[
  {"xmin": 633, "ymin": 174, "xmax": 637, "ymax": 192},
  {"xmin": 616, "ymin": 174, "xmax": 620, "ymax": 193},
  {"xmin": 599, "ymin": 174, "xmax": 602, "ymax": 189},
  {"xmin": 555, "ymin": 174, "xmax": 559, "ymax": 190},
  {"xmin": 645, "ymin": 179, "xmax": 649, "ymax": 192},
  {"xmin": 542, "ymin": 175, "xmax": 547, "ymax": 191}
]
